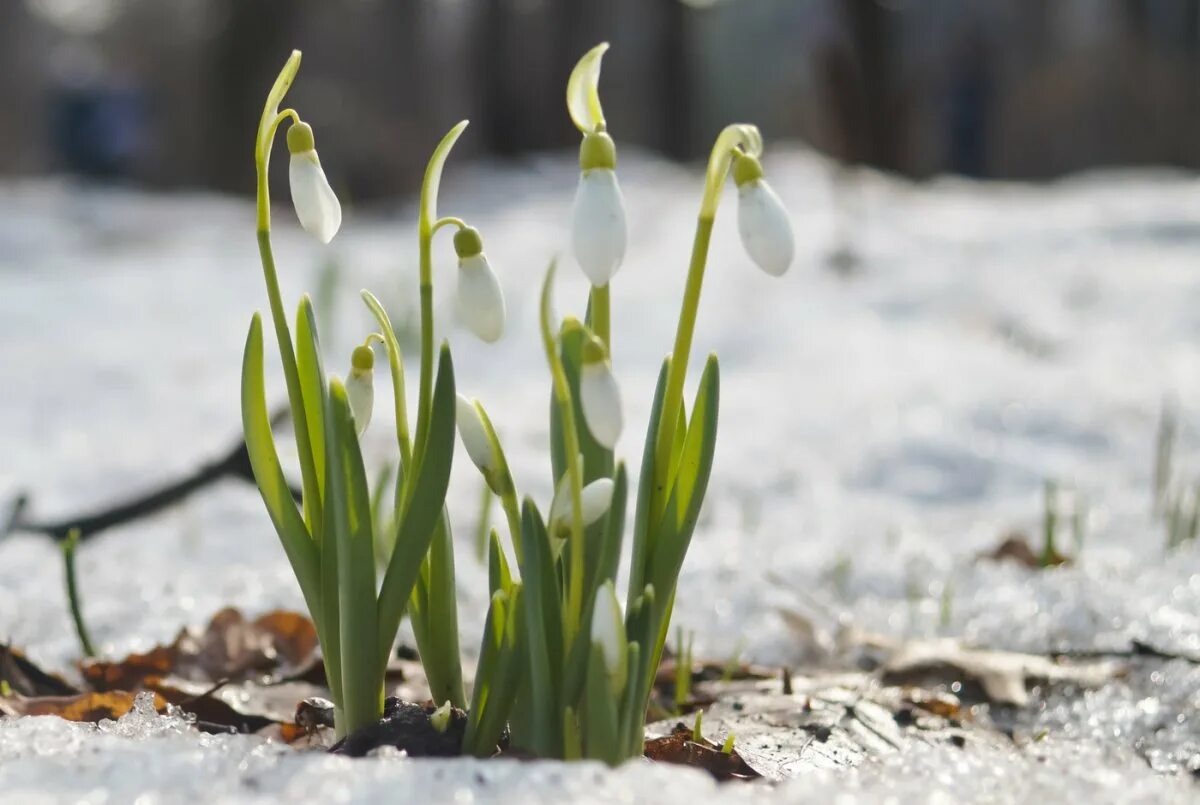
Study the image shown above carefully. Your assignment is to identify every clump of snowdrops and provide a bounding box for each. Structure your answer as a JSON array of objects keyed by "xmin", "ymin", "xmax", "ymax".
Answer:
[{"xmin": 242, "ymin": 44, "xmax": 794, "ymax": 760}]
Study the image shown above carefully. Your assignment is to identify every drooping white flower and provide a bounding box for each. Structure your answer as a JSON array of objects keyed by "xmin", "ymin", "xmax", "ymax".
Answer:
[
  {"xmin": 590, "ymin": 580, "xmax": 628, "ymax": 695},
  {"xmin": 345, "ymin": 344, "xmax": 374, "ymax": 435},
  {"xmin": 456, "ymin": 394, "xmax": 494, "ymax": 474},
  {"xmin": 734, "ymin": 154, "xmax": 793, "ymax": 277},
  {"xmin": 454, "ymin": 227, "xmax": 505, "ymax": 343},
  {"xmin": 287, "ymin": 121, "xmax": 342, "ymax": 244},
  {"xmin": 549, "ymin": 474, "xmax": 614, "ymax": 547},
  {"xmin": 578, "ymin": 336, "xmax": 622, "ymax": 448},
  {"xmin": 571, "ymin": 132, "xmax": 626, "ymax": 287}
]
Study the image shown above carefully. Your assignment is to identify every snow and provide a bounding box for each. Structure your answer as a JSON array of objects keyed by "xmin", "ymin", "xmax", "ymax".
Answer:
[{"xmin": 2, "ymin": 149, "xmax": 1200, "ymax": 800}]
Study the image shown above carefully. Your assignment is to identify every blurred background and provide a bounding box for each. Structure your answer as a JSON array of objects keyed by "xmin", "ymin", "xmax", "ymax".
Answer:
[{"xmin": 4, "ymin": 0, "xmax": 1200, "ymax": 200}]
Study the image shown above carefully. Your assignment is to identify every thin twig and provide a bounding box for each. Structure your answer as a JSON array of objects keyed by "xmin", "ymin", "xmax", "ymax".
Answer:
[{"xmin": 4, "ymin": 408, "xmax": 299, "ymax": 543}]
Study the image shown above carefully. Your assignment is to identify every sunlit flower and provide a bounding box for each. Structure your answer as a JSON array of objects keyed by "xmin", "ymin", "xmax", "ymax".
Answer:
[
  {"xmin": 454, "ymin": 227, "xmax": 505, "ymax": 343},
  {"xmin": 345, "ymin": 344, "xmax": 374, "ymax": 435},
  {"xmin": 456, "ymin": 394, "xmax": 494, "ymax": 474},
  {"xmin": 571, "ymin": 132, "xmax": 627, "ymax": 287},
  {"xmin": 579, "ymin": 337, "xmax": 622, "ymax": 449},
  {"xmin": 734, "ymin": 154, "xmax": 792, "ymax": 277},
  {"xmin": 549, "ymin": 474, "xmax": 614, "ymax": 547},
  {"xmin": 591, "ymin": 580, "xmax": 627, "ymax": 695},
  {"xmin": 287, "ymin": 121, "xmax": 342, "ymax": 244}
]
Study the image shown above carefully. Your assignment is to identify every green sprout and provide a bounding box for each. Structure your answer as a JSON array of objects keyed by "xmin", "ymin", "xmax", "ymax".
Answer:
[{"xmin": 62, "ymin": 528, "xmax": 96, "ymax": 659}]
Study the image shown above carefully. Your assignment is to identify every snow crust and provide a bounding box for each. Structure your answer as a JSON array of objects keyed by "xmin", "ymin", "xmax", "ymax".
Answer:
[{"xmin": 2, "ymin": 149, "xmax": 1199, "ymax": 800}]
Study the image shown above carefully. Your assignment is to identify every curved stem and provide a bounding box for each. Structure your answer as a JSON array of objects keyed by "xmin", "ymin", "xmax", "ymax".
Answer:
[{"xmin": 431, "ymin": 216, "xmax": 467, "ymax": 236}]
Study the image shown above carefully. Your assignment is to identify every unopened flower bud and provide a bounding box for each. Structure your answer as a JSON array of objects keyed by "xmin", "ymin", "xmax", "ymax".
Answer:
[
  {"xmin": 591, "ymin": 580, "xmax": 627, "ymax": 695},
  {"xmin": 549, "ymin": 474, "xmax": 614, "ymax": 549},
  {"xmin": 571, "ymin": 133, "xmax": 627, "ymax": 287},
  {"xmin": 345, "ymin": 344, "xmax": 374, "ymax": 435},
  {"xmin": 578, "ymin": 336, "xmax": 622, "ymax": 449},
  {"xmin": 733, "ymin": 154, "xmax": 793, "ymax": 277},
  {"xmin": 456, "ymin": 394, "xmax": 494, "ymax": 475},
  {"xmin": 454, "ymin": 227, "xmax": 506, "ymax": 343},
  {"xmin": 287, "ymin": 121, "xmax": 342, "ymax": 244}
]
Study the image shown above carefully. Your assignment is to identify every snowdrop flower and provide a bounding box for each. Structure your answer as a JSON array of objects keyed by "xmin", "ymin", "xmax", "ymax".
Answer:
[
  {"xmin": 579, "ymin": 335, "xmax": 622, "ymax": 448},
  {"xmin": 454, "ymin": 227, "xmax": 505, "ymax": 343},
  {"xmin": 456, "ymin": 394, "xmax": 494, "ymax": 474},
  {"xmin": 571, "ymin": 132, "xmax": 627, "ymax": 287},
  {"xmin": 345, "ymin": 344, "xmax": 374, "ymax": 435},
  {"xmin": 549, "ymin": 474, "xmax": 614, "ymax": 547},
  {"xmin": 734, "ymin": 154, "xmax": 793, "ymax": 277},
  {"xmin": 287, "ymin": 121, "xmax": 342, "ymax": 244},
  {"xmin": 591, "ymin": 580, "xmax": 628, "ymax": 695}
]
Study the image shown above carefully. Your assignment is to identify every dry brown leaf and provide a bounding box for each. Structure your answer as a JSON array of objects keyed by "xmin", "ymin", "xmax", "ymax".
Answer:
[
  {"xmin": 8, "ymin": 691, "xmax": 166, "ymax": 722},
  {"xmin": 644, "ymin": 722, "xmax": 761, "ymax": 781}
]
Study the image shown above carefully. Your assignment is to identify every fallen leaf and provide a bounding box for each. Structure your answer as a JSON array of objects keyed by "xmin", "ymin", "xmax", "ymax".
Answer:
[
  {"xmin": 0, "ymin": 644, "xmax": 79, "ymax": 697},
  {"xmin": 8, "ymin": 691, "xmax": 166, "ymax": 722},
  {"xmin": 644, "ymin": 722, "xmax": 761, "ymax": 781},
  {"xmin": 979, "ymin": 533, "xmax": 1068, "ymax": 569}
]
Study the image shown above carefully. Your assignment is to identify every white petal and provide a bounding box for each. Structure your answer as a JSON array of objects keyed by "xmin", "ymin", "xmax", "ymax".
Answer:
[
  {"xmin": 571, "ymin": 168, "xmax": 627, "ymax": 286},
  {"xmin": 289, "ymin": 150, "xmax": 342, "ymax": 244},
  {"xmin": 456, "ymin": 394, "xmax": 493, "ymax": 472},
  {"xmin": 579, "ymin": 478, "xmax": 614, "ymax": 526},
  {"xmin": 580, "ymin": 362, "xmax": 623, "ymax": 448},
  {"xmin": 591, "ymin": 580, "xmax": 627, "ymax": 693},
  {"xmin": 345, "ymin": 371, "xmax": 373, "ymax": 435},
  {"xmin": 457, "ymin": 254, "xmax": 506, "ymax": 343},
  {"xmin": 737, "ymin": 179, "xmax": 793, "ymax": 276},
  {"xmin": 548, "ymin": 474, "xmax": 613, "ymax": 549}
]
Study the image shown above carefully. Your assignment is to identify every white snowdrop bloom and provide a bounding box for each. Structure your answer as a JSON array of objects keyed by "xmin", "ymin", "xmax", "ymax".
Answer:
[
  {"xmin": 571, "ymin": 132, "xmax": 626, "ymax": 287},
  {"xmin": 549, "ymin": 475, "xmax": 614, "ymax": 546},
  {"xmin": 579, "ymin": 340, "xmax": 622, "ymax": 449},
  {"xmin": 454, "ymin": 227, "xmax": 506, "ymax": 343},
  {"xmin": 345, "ymin": 345, "xmax": 374, "ymax": 436},
  {"xmin": 591, "ymin": 580, "xmax": 627, "ymax": 695},
  {"xmin": 287, "ymin": 122, "xmax": 342, "ymax": 244},
  {"xmin": 734, "ymin": 155, "xmax": 793, "ymax": 277},
  {"xmin": 456, "ymin": 394, "xmax": 494, "ymax": 474}
]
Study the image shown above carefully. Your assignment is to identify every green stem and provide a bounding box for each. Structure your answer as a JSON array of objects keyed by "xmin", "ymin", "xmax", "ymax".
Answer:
[
  {"xmin": 590, "ymin": 284, "xmax": 611, "ymax": 350},
  {"xmin": 62, "ymin": 529, "xmax": 96, "ymax": 658},
  {"xmin": 653, "ymin": 216, "xmax": 714, "ymax": 513},
  {"xmin": 414, "ymin": 235, "xmax": 435, "ymax": 469}
]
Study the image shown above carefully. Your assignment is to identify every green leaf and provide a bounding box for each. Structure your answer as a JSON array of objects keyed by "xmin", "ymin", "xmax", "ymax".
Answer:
[
  {"xmin": 376, "ymin": 344, "xmax": 456, "ymax": 671},
  {"xmin": 627, "ymin": 359, "xmax": 669, "ymax": 611},
  {"xmin": 488, "ymin": 529, "xmax": 512, "ymax": 597},
  {"xmin": 566, "ymin": 42, "xmax": 609, "ymax": 134},
  {"xmin": 325, "ymin": 378, "xmax": 382, "ymax": 735},
  {"xmin": 240, "ymin": 314, "xmax": 320, "ymax": 619},
  {"xmin": 361, "ymin": 290, "xmax": 412, "ymax": 470},
  {"xmin": 416, "ymin": 511, "xmax": 466, "ymax": 708},
  {"xmin": 584, "ymin": 643, "xmax": 620, "ymax": 764},
  {"xmin": 617, "ymin": 641, "xmax": 641, "ymax": 755},
  {"xmin": 295, "ymin": 295, "xmax": 327, "ymax": 532},
  {"xmin": 463, "ymin": 589, "xmax": 519, "ymax": 757},
  {"xmin": 517, "ymin": 498, "xmax": 562, "ymax": 757}
]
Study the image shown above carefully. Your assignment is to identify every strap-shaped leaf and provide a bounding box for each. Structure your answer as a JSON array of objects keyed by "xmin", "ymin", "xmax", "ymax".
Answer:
[
  {"xmin": 418, "ymin": 511, "xmax": 466, "ymax": 708},
  {"xmin": 617, "ymin": 640, "xmax": 641, "ymax": 754},
  {"xmin": 361, "ymin": 290, "xmax": 412, "ymax": 470},
  {"xmin": 240, "ymin": 314, "xmax": 320, "ymax": 616},
  {"xmin": 584, "ymin": 643, "xmax": 620, "ymax": 764},
  {"xmin": 375, "ymin": 344, "xmax": 456, "ymax": 670},
  {"xmin": 566, "ymin": 42, "xmax": 609, "ymax": 134},
  {"xmin": 648, "ymin": 355, "xmax": 720, "ymax": 609},
  {"xmin": 627, "ymin": 359, "xmax": 669, "ymax": 610},
  {"xmin": 325, "ymin": 378, "xmax": 382, "ymax": 734},
  {"xmin": 517, "ymin": 498, "xmax": 562, "ymax": 757},
  {"xmin": 488, "ymin": 528, "xmax": 513, "ymax": 597},
  {"xmin": 463, "ymin": 589, "xmax": 517, "ymax": 756},
  {"xmin": 295, "ymin": 295, "xmax": 327, "ymax": 530}
]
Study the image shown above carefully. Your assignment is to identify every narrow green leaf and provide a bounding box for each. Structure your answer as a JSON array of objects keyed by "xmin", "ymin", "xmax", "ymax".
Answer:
[
  {"xmin": 418, "ymin": 511, "xmax": 466, "ymax": 708},
  {"xmin": 488, "ymin": 529, "xmax": 512, "ymax": 597},
  {"xmin": 517, "ymin": 498, "xmax": 561, "ymax": 757},
  {"xmin": 295, "ymin": 295, "xmax": 327, "ymax": 530},
  {"xmin": 584, "ymin": 644, "xmax": 620, "ymax": 764},
  {"xmin": 376, "ymin": 344, "xmax": 456, "ymax": 671},
  {"xmin": 326, "ymin": 378, "xmax": 382, "ymax": 735},
  {"xmin": 627, "ymin": 359, "xmax": 669, "ymax": 612},
  {"xmin": 240, "ymin": 314, "xmax": 320, "ymax": 616},
  {"xmin": 617, "ymin": 641, "xmax": 641, "ymax": 755}
]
